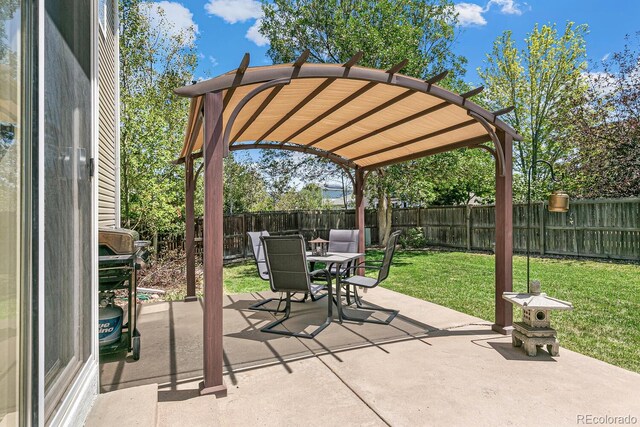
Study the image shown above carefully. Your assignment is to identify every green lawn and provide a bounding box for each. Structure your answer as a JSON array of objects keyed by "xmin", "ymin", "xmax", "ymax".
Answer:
[{"xmin": 221, "ymin": 250, "xmax": 640, "ymax": 373}]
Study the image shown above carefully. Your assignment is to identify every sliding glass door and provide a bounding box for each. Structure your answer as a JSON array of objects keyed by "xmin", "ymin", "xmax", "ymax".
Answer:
[
  {"xmin": 0, "ymin": 1, "xmax": 23, "ymax": 425},
  {"xmin": 43, "ymin": 0, "xmax": 93, "ymax": 418}
]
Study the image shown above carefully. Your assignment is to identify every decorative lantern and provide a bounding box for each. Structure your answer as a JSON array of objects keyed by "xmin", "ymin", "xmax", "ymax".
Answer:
[
  {"xmin": 309, "ymin": 237, "xmax": 329, "ymax": 256},
  {"xmin": 503, "ymin": 281, "xmax": 573, "ymax": 357},
  {"xmin": 548, "ymin": 190, "xmax": 569, "ymax": 213}
]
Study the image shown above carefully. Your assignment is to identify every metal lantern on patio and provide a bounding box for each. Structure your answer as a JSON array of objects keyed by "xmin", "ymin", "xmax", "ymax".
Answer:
[{"xmin": 309, "ymin": 237, "xmax": 329, "ymax": 256}]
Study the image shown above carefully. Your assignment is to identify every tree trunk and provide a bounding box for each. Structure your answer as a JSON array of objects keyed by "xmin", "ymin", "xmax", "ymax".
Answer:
[
  {"xmin": 121, "ymin": 131, "xmax": 130, "ymax": 228},
  {"xmin": 377, "ymin": 188, "xmax": 392, "ymax": 246}
]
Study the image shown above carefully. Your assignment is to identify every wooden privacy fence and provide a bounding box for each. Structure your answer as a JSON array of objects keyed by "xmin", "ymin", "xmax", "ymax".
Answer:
[{"xmin": 158, "ymin": 198, "xmax": 640, "ymax": 261}]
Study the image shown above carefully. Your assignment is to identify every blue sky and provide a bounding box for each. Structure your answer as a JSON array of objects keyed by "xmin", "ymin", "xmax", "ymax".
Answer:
[{"xmin": 150, "ymin": 0, "xmax": 640, "ymax": 85}]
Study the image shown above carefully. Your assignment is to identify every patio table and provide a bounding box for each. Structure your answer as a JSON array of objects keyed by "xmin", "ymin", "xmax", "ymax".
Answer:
[{"xmin": 306, "ymin": 252, "xmax": 364, "ymax": 322}]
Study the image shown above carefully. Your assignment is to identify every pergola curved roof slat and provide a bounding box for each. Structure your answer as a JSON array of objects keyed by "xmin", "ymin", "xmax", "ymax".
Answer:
[{"xmin": 175, "ymin": 60, "xmax": 521, "ymax": 170}]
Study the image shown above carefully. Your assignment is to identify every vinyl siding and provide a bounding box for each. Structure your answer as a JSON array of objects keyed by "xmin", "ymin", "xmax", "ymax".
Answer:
[{"xmin": 97, "ymin": 0, "xmax": 119, "ymax": 227}]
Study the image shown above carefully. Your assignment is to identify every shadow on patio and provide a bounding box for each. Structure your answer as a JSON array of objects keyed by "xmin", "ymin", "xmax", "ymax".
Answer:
[{"xmin": 99, "ymin": 287, "xmax": 640, "ymax": 426}]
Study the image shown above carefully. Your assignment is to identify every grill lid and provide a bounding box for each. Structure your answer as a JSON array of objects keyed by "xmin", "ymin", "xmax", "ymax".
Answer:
[{"xmin": 99, "ymin": 227, "xmax": 140, "ymax": 255}]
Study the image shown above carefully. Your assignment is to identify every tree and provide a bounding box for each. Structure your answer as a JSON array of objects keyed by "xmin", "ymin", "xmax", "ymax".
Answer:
[
  {"xmin": 478, "ymin": 22, "xmax": 588, "ymax": 200},
  {"xmin": 275, "ymin": 183, "xmax": 326, "ymax": 211},
  {"xmin": 260, "ymin": 0, "xmax": 467, "ymax": 244},
  {"xmin": 258, "ymin": 149, "xmax": 347, "ymax": 205},
  {"xmin": 223, "ymin": 154, "xmax": 273, "ymax": 213},
  {"xmin": 562, "ymin": 32, "xmax": 640, "ymax": 198},
  {"xmin": 119, "ymin": 0, "xmax": 197, "ymax": 235}
]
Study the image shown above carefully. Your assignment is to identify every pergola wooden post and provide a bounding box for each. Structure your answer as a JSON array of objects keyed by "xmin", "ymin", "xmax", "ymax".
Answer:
[
  {"xmin": 200, "ymin": 91, "xmax": 227, "ymax": 396},
  {"xmin": 173, "ymin": 56, "xmax": 522, "ymax": 396},
  {"xmin": 184, "ymin": 155, "xmax": 197, "ymax": 301},
  {"xmin": 354, "ymin": 168, "xmax": 366, "ymax": 272},
  {"xmin": 493, "ymin": 129, "xmax": 513, "ymax": 334}
]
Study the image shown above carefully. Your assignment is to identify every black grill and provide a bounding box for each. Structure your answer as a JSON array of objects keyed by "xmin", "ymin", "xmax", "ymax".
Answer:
[{"xmin": 98, "ymin": 227, "xmax": 150, "ymax": 360}]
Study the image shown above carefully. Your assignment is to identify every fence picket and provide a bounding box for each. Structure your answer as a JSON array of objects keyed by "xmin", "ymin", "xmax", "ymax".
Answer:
[{"xmin": 156, "ymin": 198, "xmax": 640, "ymax": 261}]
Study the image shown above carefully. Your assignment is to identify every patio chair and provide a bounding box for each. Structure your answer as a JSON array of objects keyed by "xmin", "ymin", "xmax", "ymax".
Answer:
[
  {"xmin": 328, "ymin": 229, "xmax": 359, "ymax": 304},
  {"xmin": 338, "ymin": 230, "xmax": 402, "ymax": 325},
  {"xmin": 260, "ymin": 235, "xmax": 333, "ymax": 339},
  {"xmin": 247, "ymin": 231, "xmax": 324, "ymax": 312}
]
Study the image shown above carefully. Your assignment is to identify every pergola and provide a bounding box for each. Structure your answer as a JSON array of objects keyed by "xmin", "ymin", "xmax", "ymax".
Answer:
[{"xmin": 174, "ymin": 52, "xmax": 522, "ymax": 396}]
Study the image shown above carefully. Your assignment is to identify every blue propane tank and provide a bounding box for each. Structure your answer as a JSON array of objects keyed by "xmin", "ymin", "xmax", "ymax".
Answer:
[{"xmin": 99, "ymin": 292, "xmax": 123, "ymax": 347}]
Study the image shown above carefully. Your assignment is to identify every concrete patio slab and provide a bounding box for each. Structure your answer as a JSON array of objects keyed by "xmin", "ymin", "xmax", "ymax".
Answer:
[
  {"xmin": 100, "ymin": 290, "xmax": 431, "ymax": 392},
  {"xmin": 85, "ymin": 383, "xmax": 158, "ymax": 427},
  {"xmin": 157, "ymin": 357, "xmax": 385, "ymax": 427},
  {"xmin": 100, "ymin": 287, "xmax": 640, "ymax": 426}
]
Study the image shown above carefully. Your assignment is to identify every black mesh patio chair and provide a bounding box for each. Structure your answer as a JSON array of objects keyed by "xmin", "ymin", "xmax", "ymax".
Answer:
[
  {"xmin": 338, "ymin": 230, "xmax": 402, "ymax": 325},
  {"xmin": 247, "ymin": 231, "xmax": 324, "ymax": 312},
  {"xmin": 260, "ymin": 235, "xmax": 333, "ymax": 339},
  {"xmin": 328, "ymin": 229, "xmax": 360, "ymax": 304}
]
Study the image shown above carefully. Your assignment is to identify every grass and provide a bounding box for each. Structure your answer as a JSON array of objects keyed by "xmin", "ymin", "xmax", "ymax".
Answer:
[{"xmin": 222, "ymin": 250, "xmax": 640, "ymax": 373}]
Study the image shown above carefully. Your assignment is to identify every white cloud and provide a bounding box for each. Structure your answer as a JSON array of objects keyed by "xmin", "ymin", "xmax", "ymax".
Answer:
[
  {"xmin": 601, "ymin": 53, "xmax": 610, "ymax": 62},
  {"xmin": 454, "ymin": 3, "xmax": 487, "ymax": 26},
  {"xmin": 209, "ymin": 56, "xmax": 219, "ymax": 67},
  {"xmin": 454, "ymin": 0, "xmax": 526, "ymax": 27},
  {"xmin": 246, "ymin": 19, "xmax": 268, "ymax": 46},
  {"xmin": 488, "ymin": 0, "xmax": 523, "ymax": 15},
  {"xmin": 140, "ymin": 1, "xmax": 198, "ymax": 41},
  {"xmin": 204, "ymin": 0, "xmax": 262, "ymax": 23},
  {"xmin": 204, "ymin": 0, "xmax": 268, "ymax": 47}
]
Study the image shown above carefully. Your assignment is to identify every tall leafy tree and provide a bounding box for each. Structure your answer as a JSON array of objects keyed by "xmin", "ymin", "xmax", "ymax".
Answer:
[
  {"xmin": 223, "ymin": 154, "xmax": 273, "ymax": 213},
  {"xmin": 275, "ymin": 183, "xmax": 326, "ymax": 211},
  {"xmin": 260, "ymin": 0, "xmax": 467, "ymax": 244},
  {"xmin": 479, "ymin": 22, "xmax": 588, "ymax": 199},
  {"xmin": 562, "ymin": 32, "xmax": 640, "ymax": 198},
  {"xmin": 119, "ymin": 0, "xmax": 197, "ymax": 234}
]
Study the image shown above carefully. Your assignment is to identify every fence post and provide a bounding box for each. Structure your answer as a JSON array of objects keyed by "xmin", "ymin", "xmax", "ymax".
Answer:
[
  {"xmin": 242, "ymin": 213, "xmax": 247, "ymax": 258},
  {"xmin": 466, "ymin": 205, "xmax": 472, "ymax": 250},
  {"xmin": 539, "ymin": 202, "xmax": 545, "ymax": 255}
]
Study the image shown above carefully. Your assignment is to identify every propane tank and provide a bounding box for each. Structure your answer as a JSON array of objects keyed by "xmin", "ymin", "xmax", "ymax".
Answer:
[{"xmin": 99, "ymin": 292, "xmax": 123, "ymax": 347}]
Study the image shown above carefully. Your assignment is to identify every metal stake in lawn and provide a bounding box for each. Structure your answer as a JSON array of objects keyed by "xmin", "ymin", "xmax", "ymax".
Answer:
[{"xmin": 526, "ymin": 160, "xmax": 569, "ymax": 293}]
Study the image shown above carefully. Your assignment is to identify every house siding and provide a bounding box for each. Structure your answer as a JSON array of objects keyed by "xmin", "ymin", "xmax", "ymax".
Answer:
[{"xmin": 97, "ymin": 0, "xmax": 119, "ymax": 227}]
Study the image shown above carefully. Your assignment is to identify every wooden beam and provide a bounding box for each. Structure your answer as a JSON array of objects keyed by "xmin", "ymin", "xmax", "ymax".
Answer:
[
  {"xmin": 351, "ymin": 118, "xmax": 476, "ymax": 162},
  {"xmin": 330, "ymin": 102, "xmax": 449, "ymax": 154},
  {"xmin": 200, "ymin": 91, "xmax": 227, "ymax": 396},
  {"xmin": 425, "ymin": 70, "xmax": 449, "ymax": 85},
  {"xmin": 305, "ymin": 89, "xmax": 415, "ymax": 148},
  {"xmin": 493, "ymin": 106, "xmax": 515, "ymax": 117},
  {"xmin": 468, "ymin": 110, "xmax": 505, "ymax": 176},
  {"xmin": 387, "ymin": 59, "xmax": 408, "ymax": 74},
  {"xmin": 184, "ymin": 155, "xmax": 197, "ymax": 301},
  {"xmin": 460, "ymin": 86, "xmax": 484, "ymax": 99},
  {"xmin": 343, "ymin": 51, "xmax": 364, "ymax": 68},
  {"xmin": 279, "ymin": 82, "xmax": 378, "ymax": 144},
  {"xmin": 361, "ymin": 134, "xmax": 491, "ymax": 170},
  {"xmin": 493, "ymin": 129, "xmax": 514, "ymax": 335},
  {"xmin": 354, "ymin": 168, "xmax": 366, "ymax": 275},
  {"xmin": 293, "ymin": 49, "xmax": 310, "ymax": 67},
  {"xmin": 223, "ymin": 53, "xmax": 251, "ymax": 108},
  {"xmin": 237, "ymin": 52, "xmax": 250, "ymax": 74},
  {"xmin": 252, "ymin": 78, "xmax": 336, "ymax": 145},
  {"xmin": 231, "ymin": 142, "xmax": 356, "ymax": 169}
]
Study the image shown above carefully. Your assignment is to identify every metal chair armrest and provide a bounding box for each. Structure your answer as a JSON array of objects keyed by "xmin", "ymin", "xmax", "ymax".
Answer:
[
  {"xmin": 339, "ymin": 263, "xmax": 382, "ymax": 277},
  {"xmin": 309, "ymin": 268, "xmax": 332, "ymax": 285}
]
